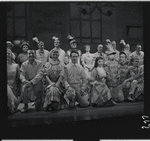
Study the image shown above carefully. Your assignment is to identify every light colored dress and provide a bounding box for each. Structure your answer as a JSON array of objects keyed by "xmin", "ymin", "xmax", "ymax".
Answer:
[
  {"xmin": 7, "ymin": 63, "xmax": 20, "ymax": 112},
  {"xmin": 90, "ymin": 67, "xmax": 112, "ymax": 106},
  {"xmin": 43, "ymin": 60, "xmax": 64, "ymax": 108},
  {"xmin": 81, "ymin": 52, "xmax": 94, "ymax": 79}
]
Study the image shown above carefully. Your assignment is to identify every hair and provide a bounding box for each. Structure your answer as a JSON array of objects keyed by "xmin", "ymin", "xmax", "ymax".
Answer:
[
  {"xmin": 94, "ymin": 56, "xmax": 104, "ymax": 68},
  {"xmin": 27, "ymin": 49, "xmax": 36, "ymax": 54},
  {"xmin": 70, "ymin": 50, "xmax": 79, "ymax": 57},
  {"xmin": 136, "ymin": 44, "xmax": 142, "ymax": 49}
]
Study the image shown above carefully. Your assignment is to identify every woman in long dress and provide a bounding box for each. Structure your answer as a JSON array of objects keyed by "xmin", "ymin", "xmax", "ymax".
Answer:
[
  {"xmin": 89, "ymin": 57, "xmax": 116, "ymax": 107},
  {"xmin": 43, "ymin": 50, "xmax": 65, "ymax": 111},
  {"xmin": 81, "ymin": 44, "xmax": 95, "ymax": 79},
  {"xmin": 7, "ymin": 48, "xmax": 20, "ymax": 113}
]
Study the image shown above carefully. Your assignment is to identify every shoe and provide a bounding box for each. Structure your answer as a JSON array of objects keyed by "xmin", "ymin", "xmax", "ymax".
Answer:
[
  {"xmin": 69, "ymin": 101, "xmax": 75, "ymax": 108},
  {"xmin": 21, "ymin": 106, "xmax": 28, "ymax": 113},
  {"xmin": 92, "ymin": 103, "xmax": 97, "ymax": 107},
  {"xmin": 127, "ymin": 94, "xmax": 135, "ymax": 102}
]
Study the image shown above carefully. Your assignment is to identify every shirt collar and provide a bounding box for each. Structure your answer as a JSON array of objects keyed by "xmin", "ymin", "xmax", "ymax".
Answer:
[
  {"xmin": 135, "ymin": 51, "xmax": 141, "ymax": 55},
  {"xmin": 70, "ymin": 62, "xmax": 78, "ymax": 67},
  {"xmin": 38, "ymin": 49, "xmax": 44, "ymax": 54},
  {"xmin": 27, "ymin": 59, "xmax": 37, "ymax": 65}
]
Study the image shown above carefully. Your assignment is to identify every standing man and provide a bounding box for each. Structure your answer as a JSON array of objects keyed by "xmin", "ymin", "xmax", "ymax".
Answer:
[
  {"xmin": 35, "ymin": 38, "xmax": 50, "ymax": 66},
  {"xmin": 94, "ymin": 44, "xmax": 107, "ymax": 62},
  {"xmin": 49, "ymin": 36, "xmax": 66, "ymax": 66},
  {"xmin": 130, "ymin": 44, "xmax": 144, "ymax": 66},
  {"xmin": 64, "ymin": 50, "xmax": 89, "ymax": 108},
  {"xmin": 20, "ymin": 49, "xmax": 44, "ymax": 113},
  {"xmin": 66, "ymin": 35, "xmax": 82, "ymax": 65}
]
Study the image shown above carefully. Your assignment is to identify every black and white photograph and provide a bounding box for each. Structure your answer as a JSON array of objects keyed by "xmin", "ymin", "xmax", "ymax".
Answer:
[{"xmin": 4, "ymin": 1, "xmax": 150, "ymax": 139}]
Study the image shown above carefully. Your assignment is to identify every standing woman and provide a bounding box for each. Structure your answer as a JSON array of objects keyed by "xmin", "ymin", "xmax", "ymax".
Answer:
[
  {"xmin": 43, "ymin": 50, "xmax": 65, "ymax": 111},
  {"xmin": 17, "ymin": 40, "xmax": 29, "ymax": 66},
  {"xmin": 89, "ymin": 57, "xmax": 116, "ymax": 107},
  {"xmin": 81, "ymin": 44, "xmax": 95, "ymax": 79},
  {"xmin": 7, "ymin": 48, "xmax": 20, "ymax": 113}
]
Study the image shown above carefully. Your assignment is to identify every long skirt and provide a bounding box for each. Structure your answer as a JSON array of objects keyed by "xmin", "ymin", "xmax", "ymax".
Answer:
[
  {"xmin": 43, "ymin": 84, "xmax": 61, "ymax": 108},
  {"xmin": 91, "ymin": 82, "xmax": 111, "ymax": 106},
  {"xmin": 7, "ymin": 84, "xmax": 19, "ymax": 113}
]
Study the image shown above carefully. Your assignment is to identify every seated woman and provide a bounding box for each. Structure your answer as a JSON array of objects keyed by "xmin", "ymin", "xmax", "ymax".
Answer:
[
  {"xmin": 89, "ymin": 57, "xmax": 116, "ymax": 107},
  {"xmin": 7, "ymin": 48, "xmax": 20, "ymax": 113},
  {"xmin": 43, "ymin": 50, "xmax": 65, "ymax": 111}
]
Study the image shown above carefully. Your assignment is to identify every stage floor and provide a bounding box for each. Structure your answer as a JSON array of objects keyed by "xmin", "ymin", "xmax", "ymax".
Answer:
[{"xmin": 8, "ymin": 101, "xmax": 144, "ymax": 128}]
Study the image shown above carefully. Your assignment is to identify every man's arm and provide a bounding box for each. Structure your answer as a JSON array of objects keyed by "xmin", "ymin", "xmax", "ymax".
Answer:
[{"xmin": 30, "ymin": 62, "xmax": 44, "ymax": 85}]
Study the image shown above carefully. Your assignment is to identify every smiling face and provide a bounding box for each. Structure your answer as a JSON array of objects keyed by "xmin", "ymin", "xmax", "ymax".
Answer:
[
  {"xmin": 54, "ymin": 40, "xmax": 60, "ymax": 48},
  {"xmin": 71, "ymin": 52, "xmax": 79, "ymax": 64},
  {"xmin": 51, "ymin": 51, "xmax": 59, "ymax": 61},
  {"xmin": 97, "ymin": 58, "xmax": 104, "ymax": 67},
  {"xmin": 28, "ymin": 50, "xmax": 35, "ymax": 61},
  {"xmin": 97, "ymin": 44, "xmax": 103, "ymax": 52},
  {"xmin": 38, "ymin": 41, "xmax": 45, "ymax": 50},
  {"xmin": 119, "ymin": 53, "xmax": 126, "ymax": 64},
  {"xmin": 85, "ymin": 45, "xmax": 90, "ymax": 52}
]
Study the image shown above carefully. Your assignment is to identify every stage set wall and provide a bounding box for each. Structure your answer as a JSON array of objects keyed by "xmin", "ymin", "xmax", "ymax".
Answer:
[{"xmin": 7, "ymin": 2, "xmax": 143, "ymax": 55}]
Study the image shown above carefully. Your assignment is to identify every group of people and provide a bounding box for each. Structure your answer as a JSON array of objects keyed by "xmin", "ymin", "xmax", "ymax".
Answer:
[{"xmin": 7, "ymin": 35, "xmax": 144, "ymax": 114}]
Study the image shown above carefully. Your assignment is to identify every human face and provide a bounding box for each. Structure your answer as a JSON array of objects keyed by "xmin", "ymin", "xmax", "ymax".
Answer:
[
  {"xmin": 70, "ymin": 42, "xmax": 77, "ymax": 49},
  {"xmin": 7, "ymin": 44, "xmax": 12, "ymax": 50},
  {"xmin": 22, "ymin": 45, "xmax": 28, "ymax": 52},
  {"xmin": 133, "ymin": 59, "xmax": 139, "ymax": 67},
  {"xmin": 125, "ymin": 44, "xmax": 130, "ymax": 51},
  {"xmin": 136, "ymin": 45, "xmax": 141, "ymax": 52},
  {"xmin": 52, "ymin": 52, "xmax": 59, "ymax": 61},
  {"xmin": 97, "ymin": 59, "xmax": 104, "ymax": 67},
  {"xmin": 119, "ymin": 54, "xmax": 126, "ymax": 64},
  {"xmin": 28, "ymin": 50, "xmax": 35, "ymax": 61},
  {"xmin": 71, "ymin": 53, "xmax": 78, "ymax": 64},
  {"xmin": 7, "ymin": 48, "xmax": 12, "ymax": 60},
  {"xmin": 38, "ymin": 42, "xmax": 44, "ymax": 50},
  {"xmin": 85, "ymin": 45, "xmax": 90, "ymax": 52},
  {"xmin": 97, "ymin": 45, "xmax": 103, "ymax": 52},
  {"xmin": 54, "ymin": 40, "xmax": 60, "ymax": 48}
]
